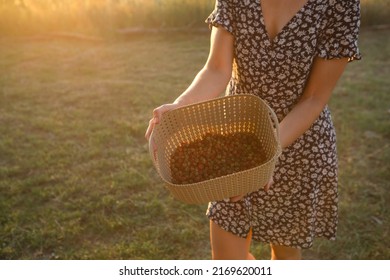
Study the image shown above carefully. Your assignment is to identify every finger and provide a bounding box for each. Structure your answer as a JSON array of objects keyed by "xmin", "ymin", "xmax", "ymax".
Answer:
[
  {"xmin": 230, "ymin": 194, "xmax": 244, "ymax": 202},
  {"xmin": 264, "ymin": 178, "xmax": 271, "ymax": 192},
  {"xmin": 146, "ymin": 105, "xmax": 165, "ymax": 141},
  {"xmin": 153, "ymin": 103, "xmax": 177, "ymax": 123},
  {"xmin": 264, "ymin": 178, "xmax": 274, "ymax": 192},
  {"xmin": 145, "ymin": 118, "xmax": 156, "ymax": 141},
  {"xmin": 152, "ymin": 107, "xmax": 162, "ymax": 124}
]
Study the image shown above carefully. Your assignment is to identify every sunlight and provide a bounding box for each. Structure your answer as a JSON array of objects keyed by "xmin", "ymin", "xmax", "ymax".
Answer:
[{"xmin": 0, "ymin": 0, "xmax": 387, "ymax": 36}]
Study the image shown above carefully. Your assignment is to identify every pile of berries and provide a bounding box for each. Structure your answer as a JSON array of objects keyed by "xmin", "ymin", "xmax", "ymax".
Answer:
[{"xmin": 170, "ymin": 132, "xmax": 267, "ymax": 184}]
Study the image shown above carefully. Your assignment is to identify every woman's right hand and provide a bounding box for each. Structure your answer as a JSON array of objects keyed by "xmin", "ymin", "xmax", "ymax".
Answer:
[
  {"xmin": 145, "ymin": 103, "xmax": 181, "ymax": 142},
  {"xmin": 146, "ymin": 103, "xmax": 181, "ymax": 162}
]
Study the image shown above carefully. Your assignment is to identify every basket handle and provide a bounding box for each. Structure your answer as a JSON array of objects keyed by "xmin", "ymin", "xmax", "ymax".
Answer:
[{"xmin": 262, "ymin": 100, "xmax": 282, "ymax": 156}]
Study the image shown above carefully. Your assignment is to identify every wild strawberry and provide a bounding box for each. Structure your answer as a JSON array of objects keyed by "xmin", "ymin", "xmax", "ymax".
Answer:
[{"xmin": 170, "ymin": 132, "xmax": 267, "ymax": 184}]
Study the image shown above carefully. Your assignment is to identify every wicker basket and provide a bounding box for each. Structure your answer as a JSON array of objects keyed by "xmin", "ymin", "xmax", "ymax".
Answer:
[{"xmin": 149, "ymin": 94, "xmax": 281, "ymax": 204}]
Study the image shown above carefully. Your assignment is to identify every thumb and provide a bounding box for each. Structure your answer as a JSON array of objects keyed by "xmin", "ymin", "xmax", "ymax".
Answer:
[
  {"xmin": 230, "ymin": 194, "xmax": 244, "ymax": 202},
  {"xmin": 152, "ymin": 108, "xmax": 160, "ymax": 124},
  {"xmin": 264, "ymin": 177, "xmax": 274, "ymax": 192},
  {"xmin": 154, "ymin": 103, "xmax": 179, "ymax": 122}
]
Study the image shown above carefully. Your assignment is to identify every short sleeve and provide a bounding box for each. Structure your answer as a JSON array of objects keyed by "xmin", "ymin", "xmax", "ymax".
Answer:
[
  {"xmin": 317, "ymin": 0, "xmax": 362, "ymax": 61},
  {"xmin": 205, "ymin": 0, "xmax": 234, "ymax": 34}
]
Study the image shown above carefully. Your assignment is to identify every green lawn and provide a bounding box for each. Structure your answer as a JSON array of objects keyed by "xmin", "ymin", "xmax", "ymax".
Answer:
[{"xmin": 0, "ymin": 28, "xmax": 389, "ymax": 260}]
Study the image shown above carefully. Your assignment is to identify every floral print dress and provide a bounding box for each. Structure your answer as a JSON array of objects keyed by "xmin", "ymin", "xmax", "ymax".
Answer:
[{"xmin": 206, "ymin": 0, "xmax": 361, "ymax": 248}]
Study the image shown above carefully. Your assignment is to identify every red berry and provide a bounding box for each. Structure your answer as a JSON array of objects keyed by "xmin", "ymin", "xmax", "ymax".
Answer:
[{"xmin": 170, "ymin": 132, "xmax": 267, "ymax": 184}]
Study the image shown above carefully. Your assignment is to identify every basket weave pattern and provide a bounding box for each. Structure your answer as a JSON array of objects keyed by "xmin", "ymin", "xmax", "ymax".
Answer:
[{"xmin": 150, "ymin": 94, "xmax": 281, "ymax": 204}]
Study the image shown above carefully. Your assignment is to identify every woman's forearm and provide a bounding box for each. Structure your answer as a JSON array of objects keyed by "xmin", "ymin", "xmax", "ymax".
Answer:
[
  {"xmin": 145, "ymin": 27, "xmax": 234, "ymax": 141},
  {"xmin": 173, "ymin": 66, "xmax": 231, "ymax": 107},
  {"xmin": 174, "ymin": 27, "xmax": 234, "ymax": 107},
  {"xmin": 279, "ymin": 96, "xmax": 326, "ymax": 149},
  {"xmin": 279, "ymin": 57, "xmax": 349, "ymax": 150}
]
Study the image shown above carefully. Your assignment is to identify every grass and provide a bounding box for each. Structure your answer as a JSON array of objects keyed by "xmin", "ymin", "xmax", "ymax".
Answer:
[
  {"xmin": 0, "ymin": 27, "xmax": 389, "ymax": 259},
  {"xmin": 306, "ymin": 29, "xmax": 390, "ymax": 259},
  {"xmin": 0, "ymin": 0, "xmax": 388, "ymax": 37},
  {"xmin": 360, "ymin": 0, "xmax": 390, "ymax": 27},
  {"xmin": 0, "ymin": 0, "xmax": 214, "ymax": 36}
]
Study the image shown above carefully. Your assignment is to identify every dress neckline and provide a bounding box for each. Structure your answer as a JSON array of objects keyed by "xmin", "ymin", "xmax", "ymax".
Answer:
[{"xmin": 257, "ymin": 0, "xmax": 314, "ymax": 44}]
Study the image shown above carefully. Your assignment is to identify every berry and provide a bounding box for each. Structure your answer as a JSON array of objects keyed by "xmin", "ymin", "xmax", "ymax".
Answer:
[{"xmin": 170, "ymin": 132, "xmax": 267, "ymax": 184}]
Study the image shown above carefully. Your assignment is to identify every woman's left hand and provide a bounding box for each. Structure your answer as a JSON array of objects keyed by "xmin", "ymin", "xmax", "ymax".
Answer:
[{"xmin": 229, "ymin": 177, "xmax": 274, "ymax": 202}]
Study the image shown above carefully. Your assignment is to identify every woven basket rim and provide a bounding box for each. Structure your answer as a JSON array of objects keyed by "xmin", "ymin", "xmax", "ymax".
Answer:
[
  {"xmin": 161, "ymin": 94, "xmax": 263, "ymax": 119},
  {"xmin": 149, "ymin": 94, "xmax": 281, "ymax": 203}
]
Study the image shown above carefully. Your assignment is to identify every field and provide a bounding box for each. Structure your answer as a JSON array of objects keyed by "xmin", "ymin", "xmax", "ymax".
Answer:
[
  {"xmin": 0, "ymin": 2, "xmax": 389, "ymax": 260},
  {"xmin": 0, "ymin": 0, "xmax": 389, "ymax": 37}
]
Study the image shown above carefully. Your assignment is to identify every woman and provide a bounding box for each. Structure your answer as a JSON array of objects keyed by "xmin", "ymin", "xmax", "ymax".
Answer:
[{"xmin": 145, "ymin": 0, "xmax": 361, "ymax": 260}]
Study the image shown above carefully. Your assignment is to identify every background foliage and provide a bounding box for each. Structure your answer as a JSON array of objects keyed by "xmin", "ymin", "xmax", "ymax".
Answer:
[{"xmin": 0, "ymin": 0, "xmax": 388, "ymax": 36}]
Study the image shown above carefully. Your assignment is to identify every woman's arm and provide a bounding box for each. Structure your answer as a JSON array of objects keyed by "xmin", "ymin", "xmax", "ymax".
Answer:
[
  {"xmin": 279, "ymin": 57, "xmax": 349, "ymax": 150},
  {"xmin": 174, "ymin": 26, "xmax": 234, "ymax": 106},
  {"xmin": 145, "ymin": 26, "xmax": 234, "ymax": 140},
  {"xmin": 231, "ymin": 57, "xmax": 350, "ymax": 200}
]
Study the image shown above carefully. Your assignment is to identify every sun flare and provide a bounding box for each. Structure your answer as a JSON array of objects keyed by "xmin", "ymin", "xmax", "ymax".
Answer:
[{"xmin": 0, "ymin": 0, "xmax": 387, "ymax": 36}]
